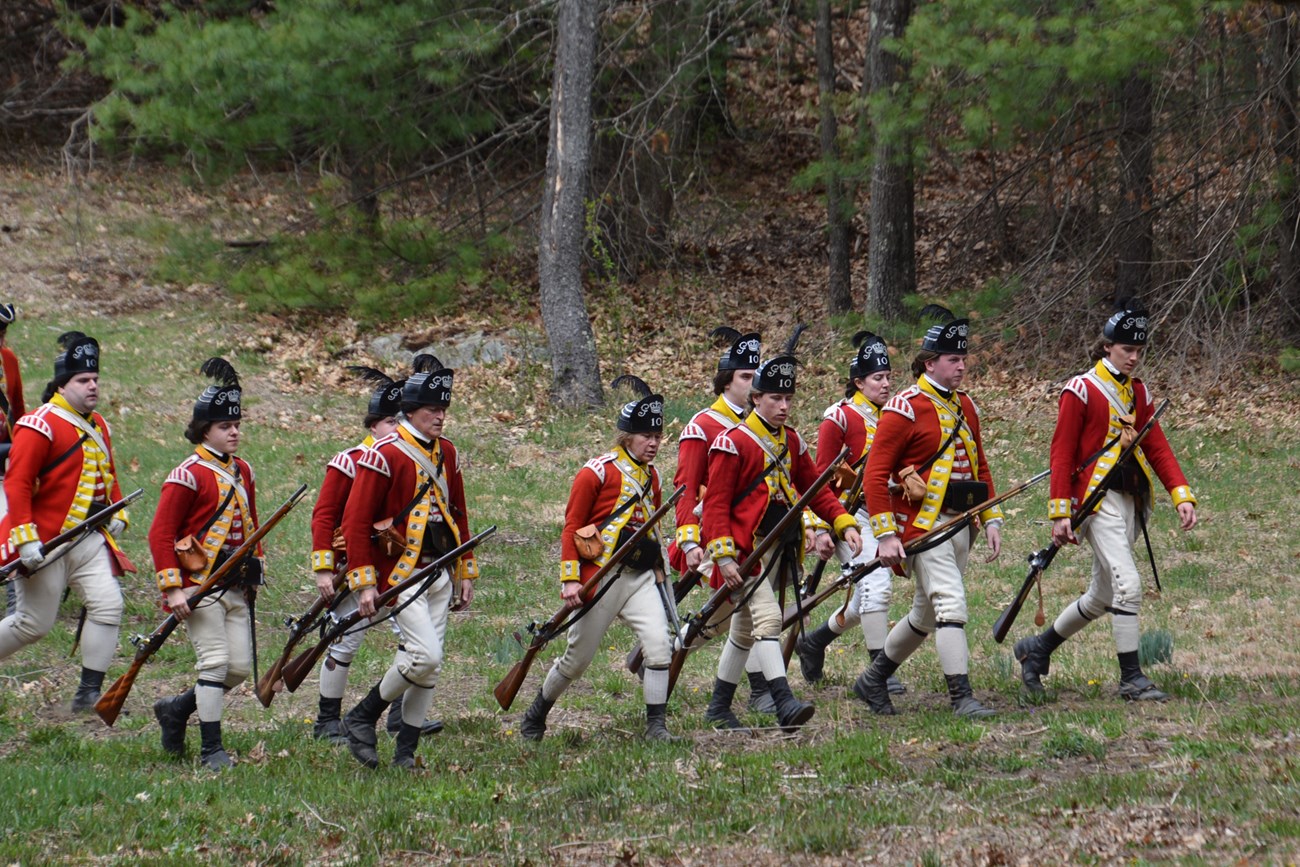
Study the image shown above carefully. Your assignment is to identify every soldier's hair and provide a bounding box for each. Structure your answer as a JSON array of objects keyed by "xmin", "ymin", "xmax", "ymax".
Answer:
[
  {"xmin": 363, "ymin": 411, "xmax": 391, "ymax": 430},
  {"xmin": 1088, "ymin": 335, "xmax": 1112, "ymax": 362},
  {"xmin": 615, "ymin": 431, "xmax": 636, "ymax": 451},
  {"xmin": 843, "ymin": 377, "xmax": 860, "ymax": 399},
  {"xmin": 711, "ymin": 368, "xmax": 735, "ymax": 395},
  {"xmin": 40, "ymin": 380, "xmax": 57, "ymax": 403},
  {"xmin": 184, "ymin": 417, "xmax": 212, "ymax": 445},
  {"xmin": 911, "ymin": 350, "xmax": 940, "ymax": 378}
]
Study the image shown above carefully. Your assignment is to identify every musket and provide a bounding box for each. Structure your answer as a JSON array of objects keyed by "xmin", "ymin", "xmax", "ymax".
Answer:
[
  {"xmin": 494, "ymin": 485, "xmax": 685, "ymax": 711},
  {"xmin": 254, "ymin": 570, "xmax": 350, "ymax": 707},
  {"xmin": 94, "ymin": 483, "xmax": 309, "ymax": 726},
  {"xmin": 279, "ymin": 524, "xmax": 498, "ymax": 694},
  {"xmin": 992, "ymin": 400, "xmax": 1170, "ymax": 644},
  {"xmin": 623, "ymin": 567, "xmax": 701, "ymax": 676},
  {"xmin": 780, "ymin": 468, "xmax": 1053, "ymax": 641},
  {"xmin": 804, "ymin": 453, "xmax": 868, "ymax": 600},
  {"xmin": 665, "ymin": 446, "xmax": 849, "ymax": 696},
  {"xmin": 0, "ymin": 488, "xmax": 144, "ymax": 585}
]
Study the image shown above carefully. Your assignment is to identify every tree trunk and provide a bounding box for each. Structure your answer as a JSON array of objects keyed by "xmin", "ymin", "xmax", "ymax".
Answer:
[
  {"xmin": 538, "ymin": 0, "xmax": 604, "ymax": 409},
  {"xmin": 817, "ymin": 0, "xmax": 853, "ymax": 314},
  {"xmin": 1114, "ymin": 70, "xmax": 1155, "ymax": 306},
  {"xmin": 1270, "ymin": 5, "xmax": 1300, "ymax": 343},
  {"xmin": 866, "ymin": 0, "xmax": 913, "ymax": 323}
]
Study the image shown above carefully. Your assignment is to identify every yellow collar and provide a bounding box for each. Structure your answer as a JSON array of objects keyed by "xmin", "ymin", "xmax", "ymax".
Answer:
[
  {"xmin": 397, "ymin": 421, "xmax": 437, "ymax": 453},
  {"xmin": 917, "ymin": 375, "xmax": 959, "ymax": 410},
  {"xmin": 51, "ymin": 392, "xmax": 95, "ymax": 423},
  {"xmin": 709, "ymin": 395, "xmax": 746, "ymax": 425},
  {"xmin": 195, "ymin": 444, "xmax": 233, "ymax": 467},
  {"xmin": 361, "ymin": 434, "xmax": 376, "ymax": 448},
  {"xmin": 1092, "ymin": 360, "xmax": 1134, "ymax": 403},
  {"xmin": 613, "ymin": 445, "xmax": 651, "ymax": 485},
  {"xmin": 851, "ymin": 391, "xmax": 882, "ymax": 412},
  {"xmin": 744, "ymin": 410, "xmax": 786, "ymax": 450}
]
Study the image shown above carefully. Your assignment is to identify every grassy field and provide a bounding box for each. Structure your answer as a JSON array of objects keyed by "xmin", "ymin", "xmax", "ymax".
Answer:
[{"xmin": 2, "ymin": 164, "xmax": 1300, "ymax": 865}]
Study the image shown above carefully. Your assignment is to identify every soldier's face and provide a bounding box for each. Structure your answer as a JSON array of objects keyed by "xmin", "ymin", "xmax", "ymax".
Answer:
[
  {"xmin": 409, "ymin": 405, "xmax": 447, "ymax": 440},
  {"xmin": 752, "ymin": 392, "xmax": 793, "ymax": 426},
  {"xmin": 723, "ymin": 369, "xmax": 755, "ymax": 406},
  {"xmin": 627, "ymin": 432, "xmax": 663, "ymax": 463},
  {"xmin": 1105, "ymin": 342, "xmax": 1143, "ymax": 377},
  {"xmin": 204, "ymin": 420, "xmax": 242, "ymax": 455},
  {"xmin": 925, "ymin": 354, "xmax": 966, "ymax": 391},
  {"xmin": 369, "ymin": 416, "xmax": 398, "ymax": 439},
  {"xmin": 60, "ymin": 373, "xmax": 99, "ymax": 413},
  {"xmin": 855, "ymin": 371, "xmax": 891, "ymax": 407}
]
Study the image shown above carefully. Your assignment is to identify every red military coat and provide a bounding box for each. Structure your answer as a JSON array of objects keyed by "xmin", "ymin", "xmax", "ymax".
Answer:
[
  {"xmin": 148, "ymin": 446, "xmax": 260, "ymax": 591},
  {"xmin": 1, "ymin": 393, "xmax": 128, "ymax": 558},
  {"xmin": 864, "ymin": 377, "xmax": 1002, "ymax": 544},
  {"xmin": 309, "ymin": 437, "xmax": 373, "ymax": 573},
  {"xmin": 702, "ymin": 411, "xmax": 855, "ymax": 588},
  {"xmin": 0, "ymin": 346, "xmax": 25, "ymax": 443},
  {"xmin": 342, "ymin": 422, "xmax": 477, "ymax": 593},
  {"xmin": 668, "ymin": 395, "xmax": 745, "ymax": 572},
  {"xmin": 1048, "ymin": 361, "xmax": 1195, "ymax": 520},
  {"xmin": 560, "ymin": 446, "xmax": 662, "ymax": 588},
  {"xmin": 816, "ymin": 392, "xmax": 881, "ymax": 486}
]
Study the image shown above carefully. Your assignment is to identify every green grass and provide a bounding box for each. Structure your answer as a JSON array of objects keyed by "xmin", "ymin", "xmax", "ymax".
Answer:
[{"xmin": 5, "ymin": 248, "xmax": 1300, "ymax": 863}]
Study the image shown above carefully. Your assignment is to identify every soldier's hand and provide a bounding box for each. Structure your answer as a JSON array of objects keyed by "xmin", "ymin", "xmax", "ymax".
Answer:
[
  {"xmin": 314, "ymin": 569, "xmax": 336, "ymax": 602},
  {"xmin": 719, "ymin": 560, "xmax": 743, "ymax": 589},
  {"xmin": 841, "ymin": 527, "xmax": 863, "ymax": 558},
  {"xmin": 983, "ymin": 523, "xmax": 1002, "ymax": 563},
  {"xmin": 878, "ymin": 535, "xmax": 905, "ymax": 567},
  {"xmin": 106, "ymin": 518, "xmax": 126, "ymax": 538},
  {"xmin": 1050, "ymin": 518, "xmax": 1075, "ymax": 547},
  {"xmin": 1177, "ymin": 502, "xmax": 1197, "ymax": 531},
  {"xmin": 18, "ymin": 541, "xmax": 44, "ymax": 571},
  {"xmin": 452, "ymin": 578, "xmax": 474, "ymax": 611},
  {"xmin": 812, "ymin": 530, "xmax": 836, "ymax": 560},
  {"xmin": 357, "ymin": 586, "xmax": 379, "ymax": 619},
  {"xmin": 560, "ymin": 580, "xmax": 583, "ymax": 610},
  {"xmin": 685, "ymin": 545, "xmax": 706, "ymax": 570},
  {"xmin": 166, "ymin": 588, "xmax": 192, "ymax": 620}
]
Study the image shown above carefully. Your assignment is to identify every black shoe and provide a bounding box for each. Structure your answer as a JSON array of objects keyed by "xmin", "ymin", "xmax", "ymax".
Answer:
[
  {"xmin": 386, "ymin": 694, "xmax": 445, "ymax": 737},
  {"xmin": 154, "ymin": 689, "xmax": 195, "ymax": 757},
  {"xmin": 851, "ymin": 654, "xmax": 899, "ymax": 715},
  {"xmin": 1119, "ymin": 674, "xmax": 1169, "ymax": 702},
  {"xmin": 704, "ymin": 679, "xmax": 751, "ymax": 733},
  {"xmin": 343, "ymin": 685, "xmax": 391, "ymax": 769},
  {"xmin": 71, "ymin": 688, "xmax": 101, "ymax": 714},
  {"xmin": 768, "ymin": 677, "xmax": 814, "ymax": 732},
  {"xmin": 867, "ymin": 649, "xmax": 907, "ymax": 695},
  {"xmin": 519, "ymin": 690, "xmax": 554, "ymax": 742},
  {"xmin": 745, "ymin": 670, "xmax": 777, "ymax": 714},
  {"xmin": 314, "ymin": 696, "xmax": 348, "ymax": 744},
  {"xmin": 392, "ymin": 722, "xmax": 422, "ymax": 770},
  {"xmin": 644, "ymin": 704, "xmax": 683, "ymax": 742},
  {"xmin": 945, "ymin": 674, "xmax": 995, "ymax": 718},
  {"xmin": 795, "ymin": 622, "xmax": 838, "ymax": 683},
  {"xmin": 198, "ymin": 720, "xmax": 234, "ymax": 770},
  {"xmin": 1014, "ymin": 635, "xmax": 1053, "ymax": 694}
]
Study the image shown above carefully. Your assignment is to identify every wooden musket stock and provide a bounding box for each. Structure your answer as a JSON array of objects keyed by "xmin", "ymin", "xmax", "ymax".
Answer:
[
  {"xmin": 254, "ymin": 570, "xmax": 349, "ymax": 707},
  {"xmin": 95, "ymin": 483, "xmax": 309, "ymax": 726},
  {"xmin": 0, "ymin": 489, "xmax": 143, "ymax": 585},
  {"xmin": 493, "ymin": 486, "xmax": 684, "ymax": 711}
]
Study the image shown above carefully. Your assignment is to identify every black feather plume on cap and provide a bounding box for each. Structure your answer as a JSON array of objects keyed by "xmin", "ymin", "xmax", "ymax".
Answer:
[
  {"xmin": 709, "ymin": 326, "xmax": 741, "ymax": 344},
  {"xmin": 200, "ymin": 356, "xmax": 241, "ymax": 388},
  {"xmin": 57, "ymin": 330, "xmax": 88, "ymax": 349},
  {"xmin": 412, "ymin": 353, "xmax": 444, "ymax": 374},
  {"xmin": 851, "ymin": 330, "xmax": 873, "ymax": 348},
  {"xmin": 347, "ymin": 365, "xmax": 396, "ymax": 387},
  {"xmin": 917, "ymin": 304, "xmax": 955, "ymax": 324},
  {"xmin": 611, "ymin": 374, "xmax": 652, "ymax": 398},
  {"xmin": 783, "ymin": 323, "xmax": 808, "ymax": 355}
]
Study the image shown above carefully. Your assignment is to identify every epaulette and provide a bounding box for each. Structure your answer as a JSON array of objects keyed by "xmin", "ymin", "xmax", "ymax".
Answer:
[
  {"xmin": 93, "ymin": 412, "xmax": 113, "ymax": 439},
  {"xmin": 710, "ymin": 432, "xmax": 739, "ymax": 455},
  {"xmin": 238, "ymin": 457, "xmax": 256, "ymax": 484},
  {"xmin": 582, "ymin": 452, "xmax": 617, "ymax": 483},
  {"xmin": 1063, "ymin": 376, "xmax": 1089, "ymax": 404},
  {"xmin": 164, "ymin": 464, "xmax": 198, "ymax": 491},
  {"xmin": 788, "ymin": 428, "xmax": 809, "ymax": 456},
  {"xmin": 327, "ymin": 448, "xmax": 360, "ymax": 479},
  {"xmin": 964, "ymin": 393, "xmax": 983, "ymax": 420},
  {"xmin": 822, "ymin": 402, "xmax": 848, "ymax": 431},
  {"xmin": 358, "ymin": 448, "xmax": 391, "ymax": 477},
  {"xmin": 16, "ymin": 410, "xmax": 53, "ymax": 441},
  {"xmin": 680, "ymin": 420, "xmax": 708, "ymax": 442},
  {"xmin": 883, "ymin": 390, "xmax": 918, "ymax": 421},
  {"xmin": 1136, "ymin": 380, "xmax": 1153, "ymax": 408}
]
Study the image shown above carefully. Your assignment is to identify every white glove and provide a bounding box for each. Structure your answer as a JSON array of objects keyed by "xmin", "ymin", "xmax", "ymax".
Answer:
[
  {"xmin": 18, "ymin": 541, "xmax": 45, "ymax": 570},
  {"xmin": 106, "ymin": 518, "xmax": 127, "ymax": 538}
]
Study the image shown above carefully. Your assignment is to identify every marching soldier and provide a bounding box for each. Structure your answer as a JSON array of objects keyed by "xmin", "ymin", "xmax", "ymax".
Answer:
[
  {"xmin": 852, "ymin": 315, "xmax": 1003, "ymax": 718},
  {"xmin": 339, "ymin": 365, "xmax": 478, "ymax": 770},
  {"xmin": 796, "ymin": 332, "xmax": 905, "ymax": 694},
  {"xmin": 519, "ymin": 377, "xmax": 681, "ymax": 743},
  {"xmin": 700, "ymin": 354, "xmax": 862, "ymax": 732},
  {"xmin": 2, "ymin": 304, "xmax": 28, "ymax": 617},
  {"xmin": 1015, "ymin": 300, "xmax": 1197, "ymax": 701},
  {"xmin": 308, "ymin": 360, "xmax": 445, "ymax": 744},
  {"xmin": 670, "ymin": 326, "xmax": 777, "ymax": 718},
  {"xmin": 149, "ymin": 358, "xmax": 263, "ymax": 770},
  {"xmin": 0, "ymin": 331, "xmax": 130, "ymax": 712}
]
